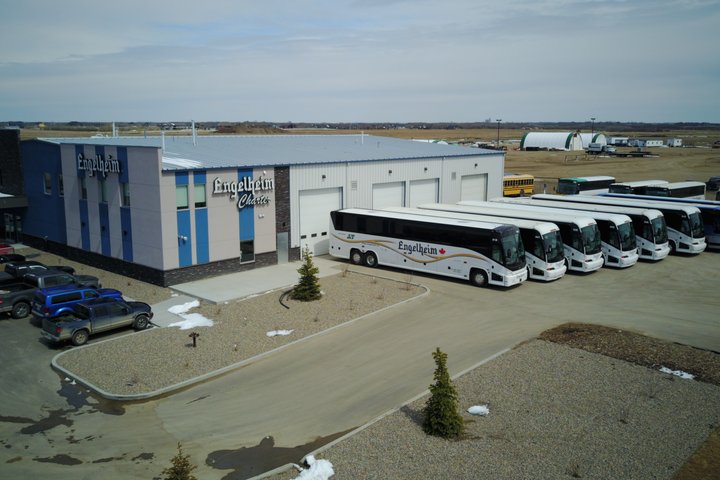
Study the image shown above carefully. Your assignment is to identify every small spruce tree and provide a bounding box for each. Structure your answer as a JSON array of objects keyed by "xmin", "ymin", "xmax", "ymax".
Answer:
[
  {"xmin": 291, "ymin": 246, "xmax": 322, "ymax": 301},
  {"xmin": 161, "ymin": 443, "xmax": 198, "ymax": 480},
  {"xmin": 422, "ymin": 348, "xmax": 465, "ymax": 439}
]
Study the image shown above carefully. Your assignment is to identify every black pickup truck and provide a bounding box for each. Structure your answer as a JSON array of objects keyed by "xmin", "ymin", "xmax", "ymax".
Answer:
[
  {"xmin": 4, "ymin": 260, "xmax": 75, "ymax": 278},
  {"xmin": 41, "ymin": 297, "xmax": 153, "ymax": 346},
  {"xmin": 23, "ymin": 271, "xmax": 101, "ymax": 290},
  {"xmin": 0, "ymin": 282, "xmax": 37, "ymax": 318}
]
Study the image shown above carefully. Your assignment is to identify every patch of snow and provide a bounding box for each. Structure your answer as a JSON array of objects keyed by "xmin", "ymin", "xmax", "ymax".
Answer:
[
  {"xmin": 168, "ymin": 313, "xmax": 214, "ymax": 330},
  {"xmin": 267, "ymin": 329, "xmax": 294, "ymax": 337},
  {"xmin": 468, "ymin": 405, "xmax": 490, "ymax": 416},
  {"xmin": 168, "ymin": 300, "xmax": 200, "ymax": 315},
  {"xmin": 292, "ymin": 455, "xmax": 334, "ymax": 480},
  {"xmin": 659, "ymin": 366, "xmax": 695, "ymax": 380}
]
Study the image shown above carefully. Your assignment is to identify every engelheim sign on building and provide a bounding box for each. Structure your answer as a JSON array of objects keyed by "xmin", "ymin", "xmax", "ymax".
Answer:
[
  {"xmin": 213, "ymin": 176, "xmax": 274, "ymax": 209},
  {"xmin": 77, "ymin": 153, "xmax": 122, "ymax": 177}
]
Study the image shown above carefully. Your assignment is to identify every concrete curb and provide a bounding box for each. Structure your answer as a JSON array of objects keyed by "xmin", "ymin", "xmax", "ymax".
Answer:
[
  {"xmin": 248, "ymin": 346, "xmax": 514, "ymax": 480},
  {"xmin": 50, "ymin": 272, "xmax": 430, "ymax": 401}
]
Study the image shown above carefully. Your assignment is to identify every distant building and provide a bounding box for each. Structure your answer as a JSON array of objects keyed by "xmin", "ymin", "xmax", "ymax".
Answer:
[
  {"xmin": 628, "ymin": 139, "xmax": 664, "ymax": 148},
  {"xmin": 607, "ymin": 137, "xmax": 629, "ymax": 146},
  {"xmin": 666, "ymin": 138, "xmax": 683, "ymax": 147},
  {"xmin": 579, "ymin": 133, "xmax": 607, "ymax": 147},
  {"xmin": 520, "ymin": 131, "xmax": 584, "ymax": 151}
]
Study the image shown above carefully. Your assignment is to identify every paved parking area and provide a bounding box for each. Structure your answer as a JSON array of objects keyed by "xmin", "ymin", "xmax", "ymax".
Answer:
[{"xmin": 0, "ymin": 251, "xmax": 718, "ymax": 479}]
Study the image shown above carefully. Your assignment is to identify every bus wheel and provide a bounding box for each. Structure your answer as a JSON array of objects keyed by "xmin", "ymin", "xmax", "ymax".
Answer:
[
  {"xmin": 350, "ymin": 249, "xmax": 364, "ymax": 265},
  {"xmin": 364, "ymin": 251, "xmax": 378, "ymax": 268},
  {"xmin": 669, "ymin": 241, "xmax": 677, "ymax": 254},
  {"xmin": 470, "ymin": 269, "xmax": 488, "ymax": 287}
]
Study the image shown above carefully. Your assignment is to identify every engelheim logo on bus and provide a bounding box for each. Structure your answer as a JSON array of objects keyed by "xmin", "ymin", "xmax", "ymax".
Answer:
[
  {"xmin": 397, "ymin": 240, "xmax": 438, "ymax": 257},
  {"xmin": 77, "ymin": 153, "xmax": 121, "ymax": 177}
]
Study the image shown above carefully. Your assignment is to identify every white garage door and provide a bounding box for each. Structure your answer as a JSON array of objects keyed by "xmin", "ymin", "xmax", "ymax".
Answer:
[
  {"xmin": 299, "ymin": 187, "xmax": 342, "ymax": 256},
  {"xmin": 461, "ymin": 174, "xmax": 488, "ymax": 201},
  {"xmin": 372, "ymin": 182, "xmax": 405, "ymax": 209},
  {"xmin": 409, "ymin": 178, "xmax": 439, "ymax": 207}
]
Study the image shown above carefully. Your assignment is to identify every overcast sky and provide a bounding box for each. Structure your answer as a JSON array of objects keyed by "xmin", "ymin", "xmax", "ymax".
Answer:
[{"xmin": 1, "ymin": 0, "xmax": 718, "ymax": 123}]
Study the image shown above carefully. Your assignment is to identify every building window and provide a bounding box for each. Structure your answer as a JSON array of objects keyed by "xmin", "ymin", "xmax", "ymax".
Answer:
[
  {"xmin": 80, "ymin": 177, "xmax": 87, "ymax": 200},
  {"xmin": 176, "ymin": 185, "xmax": 189, "ymax": 210},
  {"xmin": 240, "ymin": 240, "xmax": 254, "ymax": 262},
  {"xmin": 121, "ymin": 183, "xmax": 130, "ymax": 207},
  {"xmin": 43, "ymin": 173, "xmax": 52, "ymax": 195},
  {"xmin": 99, "ymin": 178, "xmax": 108, "ymax": 203},
  {"xmin": 194, "ymin": 183, "xmax": 206, "ymax": 208},
  {"xmin": 58, "ymin": 175, "xmax": 64, "ymax": 196}
]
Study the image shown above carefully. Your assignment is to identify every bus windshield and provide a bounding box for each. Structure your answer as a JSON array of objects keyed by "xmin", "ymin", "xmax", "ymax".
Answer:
[
  {"xmin": 618, "ymin": 222, "xmax": 637, "ymax": 251},
  {"xmin": 500, "ymin": 230, "xmax": 526, "ymax": 271},
  {"xmin": 651, "ymin": 216, "xmax": 668, "ymax": 244},
  {"xmin": 556, "ymin": 181, "xmax": 578, "ymax": 195},
  {"xmin": 582, "ymin": 225, "xmax": 602, "ymax": 254},
  {"xmin": 689, "ymin": 212, "xmax": 705, "ymax": 238},
  {"xmin": 542, "ymin": 231, "xmax": 565, "ymax": 263}
]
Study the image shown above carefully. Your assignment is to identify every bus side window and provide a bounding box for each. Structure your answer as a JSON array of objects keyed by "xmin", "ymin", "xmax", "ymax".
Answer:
[{"xmin": 491, "ymin": 244, "xmax": 502, "ymax": 263}]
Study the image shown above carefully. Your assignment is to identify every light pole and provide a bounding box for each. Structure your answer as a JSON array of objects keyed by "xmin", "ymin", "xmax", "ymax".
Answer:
[
  {"xmin": 590, "ymin": 117, "xmax": 596, "ymax": 136},
  {"xmin": 496, "ymin": 119, "xmax": 502, "ymax": 149}
]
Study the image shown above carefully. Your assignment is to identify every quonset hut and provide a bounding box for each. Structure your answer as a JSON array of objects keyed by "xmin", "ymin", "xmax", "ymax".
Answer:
[
  {"xmin": 520, "ymin": 132, "xmax": 584, "ymax": 151},
  {"xmin": 579, "ymin": 133, "xmax": 607, "ymax": 147}
]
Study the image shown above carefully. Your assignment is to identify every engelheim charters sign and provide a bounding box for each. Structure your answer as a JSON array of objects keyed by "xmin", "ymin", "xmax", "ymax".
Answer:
[{"xmin": 213, "ymin": 176, "xmax": 274, "ymax": 209}]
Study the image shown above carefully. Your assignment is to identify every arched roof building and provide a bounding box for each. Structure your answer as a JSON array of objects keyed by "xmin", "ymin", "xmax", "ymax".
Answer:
[
  {"xmin": 520, "ymin": 132, "xmax": 584, "ymax": 151},
  {"xmin": 579, "ymin": 133, "xmax": 607, "ymax": 147}
]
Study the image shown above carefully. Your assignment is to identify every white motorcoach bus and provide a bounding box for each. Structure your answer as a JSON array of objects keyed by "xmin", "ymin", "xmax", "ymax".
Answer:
[
  {"xmin": 329, "ymin": 208, "xmax": 528, "ymax": 288},
  {"xmin": 608, "ymin": 180, "xmax": 668, "ymax": 195},
  {"xmin": 389, "ymin": 206, "xmax": 567, "ymax": 282},
  {"xmin": 556, "ymin": 176, "xmax": 616, "ymax": 195},
  {"xmin": 494, "ymin": 198, "xmax": 639, "ymax": 268},
  {"xmin": 639, "ymin": 181, "xmax": 707, "ymax": 200},
  {"xmin": 528, "ymin": 194, "xmax": 670, "ymax": 261},
  {"xmin": 456, "ymin": 201, "xmax": 604, "ymax": 273},
  {"xmin": 551, "ymin": 194, "xmax": 707, "ymax": 254},
  {"xmin": 601, "ymin": 194, "xmax": 714, "ymax": 251}
]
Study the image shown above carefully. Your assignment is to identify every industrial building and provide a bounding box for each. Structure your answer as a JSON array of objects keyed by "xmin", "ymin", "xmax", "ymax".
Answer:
[
  {"xmin": 18, "ymin": 134, "xmax": 504, "ymax": 286},
  {"xmin": 579, "ymin": 133, "xmax": 607, "ymax": 147},
  {"xmin": 519, "ymin": 131, "xmax": 584, "ymax": 151}
]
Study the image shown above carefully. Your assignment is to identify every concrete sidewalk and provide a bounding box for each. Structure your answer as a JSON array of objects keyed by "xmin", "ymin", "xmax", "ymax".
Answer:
[
  {"xmin": 168, "ymin": 255, "xmax": 342, "ymax": 304},
  {"xmin": 148, "ymin": 256, "xmax": 345, "ymax": 327}
]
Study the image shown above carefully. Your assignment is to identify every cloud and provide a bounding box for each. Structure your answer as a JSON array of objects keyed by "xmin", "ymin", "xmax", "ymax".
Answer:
[{"xmin": 1, "ymin": 0, "xmax": 719, "ymax": 121}]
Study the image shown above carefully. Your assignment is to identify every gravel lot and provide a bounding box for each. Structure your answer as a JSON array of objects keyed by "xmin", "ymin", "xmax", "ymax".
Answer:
[
  {"xmin": 54, "ymin": 269, "xmax": 424, "ymax": 396},
  {"xmin": 269, "ymin": 338, "xmax": 720, "ymax": 480}
]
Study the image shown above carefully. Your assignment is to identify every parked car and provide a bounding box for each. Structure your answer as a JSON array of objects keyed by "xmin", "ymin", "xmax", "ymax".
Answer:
[
  {"xmin": 705, "ymin": 176, "xmax": 720, "ymax": 191},
  {"xmin": 0, "ymin": 253, "xmax": 25, "ymax": 264},
  {"xmin": 0, "ymin": 243, "xmax": 15, "ymax": 255},
  {"xmin": 4, "ymin": 260, "xmax": 75, "ymax": 278},
  {"xmin": 31, "ymin": 285, "xmax": 123, "ymax": 320},
  {"xmin": 23, "ymin": 271, "xmax": 101, "ymax": 290},
  {"xmin": 41, "ymin": 297, "xmax": 153, "ymax": 346},
  {"xmin": 0, "ymin": 281, "xmax": 38, "ymax": 318}
]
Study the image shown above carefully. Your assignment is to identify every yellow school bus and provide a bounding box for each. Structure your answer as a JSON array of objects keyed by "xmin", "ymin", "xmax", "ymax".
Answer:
[{"xmin": 503, "ymin": 173, "xmax": 535, "ymax": 197}]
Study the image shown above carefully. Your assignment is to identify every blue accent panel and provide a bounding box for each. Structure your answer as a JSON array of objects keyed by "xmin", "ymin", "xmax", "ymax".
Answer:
[
  {"xmin": 118, "ymin": 147, "xmax": 129, "ymax": 183},
  {"xmin": 121, "ymin": 207, "xmax": 133, "ymax": 262},
  {"xmin": 177, "ymin": 210, "xmax": 192, "ymax": 267},
  {"xmin": 175, "ymin": 171, "xmax": 189, "ymax": 185},
  {"xmin": 99, "ymin": 203, "xmax": 110, "ymax": 256},
  {"xmin": 79, "ymin": 201, "xmax": 90, "ymax": 250},
  {"xmin": 238, "ymin": 168, "xmax": 255, "ymax": 241},
  {"xmin": 19, "ymin": 140, "xmax": 68, "ymax": 244},
  {"xmin": 194, "ymin": 170, "xmax": 206, "ymax": 184},
  {"xmin": 195, "ymin": 209, "xmax": 209, "ymax": 264}
]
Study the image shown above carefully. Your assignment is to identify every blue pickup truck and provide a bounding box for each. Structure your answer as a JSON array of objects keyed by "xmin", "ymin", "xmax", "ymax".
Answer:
[{"xmin": 31, "ymin": 285, "xmax": 123, "ymax": 320}]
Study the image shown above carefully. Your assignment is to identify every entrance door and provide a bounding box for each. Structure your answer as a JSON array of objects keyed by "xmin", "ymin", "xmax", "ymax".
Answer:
[
  {"xmin": 299, "ymin": 187, "xmax": 342, "ymax": 256},
  {"xmin": 461, "ymin": 174, "xmax": 488, "ymax": 201},
  {"xmin": 276, "ymin": 232, "xmax": 289, "ymax": 264}
]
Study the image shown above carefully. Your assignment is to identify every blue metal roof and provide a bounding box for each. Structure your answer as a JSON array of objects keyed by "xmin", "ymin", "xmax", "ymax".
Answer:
[{"xmin": 37, "ymin": 134, "xmax": 497, "ymax": 171}]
